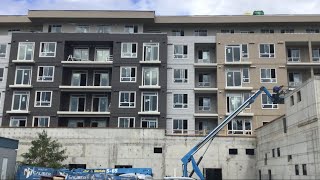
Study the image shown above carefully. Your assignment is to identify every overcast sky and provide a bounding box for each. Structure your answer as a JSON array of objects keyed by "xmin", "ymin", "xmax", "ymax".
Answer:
[{"xmin": 1, "ymin": 0, "xmax": 320, "ymax": 15}]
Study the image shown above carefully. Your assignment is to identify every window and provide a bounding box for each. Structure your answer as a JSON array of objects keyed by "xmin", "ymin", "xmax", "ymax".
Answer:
[
  {"xmin": 118, "ymin": 117, "xmax": 135, "ymax": 128},
  {"xmin": 264, "ymin": 153, "xmax": 268, "ymax": 165},
  {"xmin": 174, "ymin": 69, "xmax": 188, "ymax": 83},
  {"xmin": 226, "ymin": 93, "xmax": 251, "ymax": 113},
  {"xmin": 281, "ymin": 29, "xmax": 294, "ymax": 33},
  {"xmin": 194, "ymin": 29, "xmax": 207, "ymax": 36},
  {"xmin": 97, "ymin": 25, "xmax": 111, "ymax": 33},
  {"xmin": 37, "ymin": 66, "xmax": 54, "ymax": 82},
  {"xmin": 302, "ymin": 164, "xmax": 307, "ymax": 175},
  {"xmin": 268, "ymin": 170, "xmax": 272, "ymax": 180},
  {"xmin": 229, "ymin": 149, "xmax": 238, "ymax": 155},
  {"xmin": 199, "ymin": 97, "xmax": 211, "ymax": 111},
  {"xmin": 198, "ymin": 73, "xmax": 210, "ymax": 87},
  {"xmin": 120, "ymin": 67, "xmax": 136, "ymax": 82},
  {"xmin": 246, "ymin": 149, "xmax": 255, "ymax": 155},
  {"xmin": 35, "ymin": 91, "xmax": 52, "ymax": 107},
  {"xmin": 295, "ymin": 165, "xmax": 299, "ymax": 175},
  {"xmin": 124, "ymin": 25, "xmax": 138, "ymax": 33},
  {"xmin": 142, "ymin": 67, "xmax": 159, "ymax": 86},
  {"xmin": 142, "ymin": 92, "xmax": 158, "ymax": 112},
  {"xmin": 260, "ymin": 69, "xmax": 276, "ymax": 83},
  {"xmin": 227, "ymin": 118, "xmax": 252, "ymax": 135},
  {"xmin": 173, "ymin": 119, "xmax": 188, "ymax": 134},
  {"xmin": 225, "ymin": 44, "xmax": 248, "ymax": 62},
  {"xmin": 48, "ymin": 25, "xmax": 62, "ymax": 33},
  {"xmin": 261, "ymin": 29, "xmax": 274, "ymax": 33},
  {"xmin": 288, "ymin": 155, "xmax": 292, "ymax": 162},
  {"xmin": 263, "ymin": 122, "xmax": 269, "ymax": 125},
  {"xmin": 12, "ymin": 91, "xmax": 29, "ymax": 111},
  {"xmin": 94, "ymin": 71, "xmax": 109, "ymax": 86},
  {"xmin": 121, "ymin": 43, "xmax": 137, "ymax": 58},
  {"xmin": 287, "ymin": 48, "xmax": 300, "ymax": 62},
  {"xmin": 119, "ymin": 92, "xmax": 135, "ymax": 108},
  {"xmin": 312, "ymin": 48, "xmax": 320, "ymax": 61},
  {"xmin": 10, "ymin": 117, "xmax": 26, "ymax": 127},
  {"xmin": 226, "ymin": 69, "xmax": 249, "ymax": 86},
  {"xmin": 39, "ymin": 42, "xmax": 56, "ymax": 57},
  {"xmin": 76, "ymin": 25, "xmax": 89, "ymax": 33},
  {"xmin": 141, "ymin": 117, "xmax": 158, "ymax": 128},
  {"xmin": 173, "ymin": 94, "xmax": 188, "ymax": 108},
  {"xmin": 17, "ymin": 42, "xmax": 35, "ymax": 61},
  {"xmin": 172, "ymin": 29, "xmax": 184, "ymax": 36},
  {"xmin": 283, "ymin": 118, "xmax": 287, "ymax": 133},
  {"xmin": 272, "ymin": 149, "xmax": 275, "ymax": 157},
  {"xmin": 306, "ymin": 28, "xmax": 319, "ymax": 33},
  {"xmin": 262, "ymin": 94, "xmax": 278, "ymax": 109},
  {"xmin": 71, "ymin": 71, "xmax": 87, "ymax": 86},
  {"xmin": 0, "ymin": 68, "xmax": 3, "ymax": 81},
  {"xmin": 69, "ymin": 95, "xmax": 85, "ymax": 112},
  {"xmin": 290, "ymin": 96, "xmax": 294, "ymax": 106},
  {"xmin": 90, "ymin": 120, "xmax": 106, "ymax": 127},
  {"xmin": 68, "ymin": 120, "xmax": 84, "ymax": 127},
  {"xmin": 221, "ymin": 29, "xmax": 234, "ymax": 33},
  {"xmin": 297, "ymin": 91, "xmax": 301, "ymax": 102},
  {"xmin": 288, "ymin": 72, "xmax": 302, "ymax": 87},
  {"xmin": 33, "ymin": 116, "xmax": 50, "ymax": 127},
  {"xmin": 15, "ymin": 66, "xmax": 32, "ymax": 85},
  {"xmin": 143, "ymin": 43, "xmax": 159, "ymax": 61},
  {"xmin": 198, "ymin": 50, "xmax": 210, "ymax": 63},
  {"xmin": 92, "ymin": 95, "xmax": 108, "ymax": 112},
  {"xmin": 0, "ymin": 44, "xmax": 7, "ymax": 58},
  {"xmin": 173, "ymin": 45, "xmax": 188, "ymax": 59},
  {"xmin": 73, "ymin": 48, "xmax": 89, "ymax": 61},
  {"xmin": 277, "ymin": 148, "xmax": 280, "ymax": 157},
  {"xmin": 95, "ymin": 48, "xmax": 111, "ymax": 61},
  {"xmin": 260, "ymin": 44, "xmax": 275, "ymax": 58},
  {"xmin": 154, "ymin": 147, "xmax": 162, "ymax": 153}
]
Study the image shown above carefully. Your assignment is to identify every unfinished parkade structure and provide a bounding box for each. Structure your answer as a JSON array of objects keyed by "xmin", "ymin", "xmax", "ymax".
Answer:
[{"xmin": 2, "ymin": 10, "xmax": 320, "ymax": 179}]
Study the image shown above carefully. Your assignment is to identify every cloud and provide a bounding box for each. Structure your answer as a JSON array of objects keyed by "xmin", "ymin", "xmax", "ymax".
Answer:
[{"xmin": 1, "ymin": 0, "xmax": 320, "ymax": 15}]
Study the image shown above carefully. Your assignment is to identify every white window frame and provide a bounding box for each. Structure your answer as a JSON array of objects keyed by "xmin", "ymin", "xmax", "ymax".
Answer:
[
  {"xmin": 32, "ymin": 116, "xmax": 50, "ymax": 127},
  {"xmin": 37, "ymin": 66, "xmax": 54, "ymax": 82},
  {"xmin": 91, "ymin": 95, "xmax": 109, "ymax": 112},
  {"xmin": 93, "ymin": 71, "xmax": 109, "ymax": 86},
  {"xmin": 124, "ymin": 25, "xmax": 138, "ymax": 33},
  {"xmin": 260, "ymin": 68, "xmax": 277, "ymax": 83},
  {"xmin": 120, "ymin": 67, "xmax": 137, "ymax": 82},
  {"xmin": 226, "ymin": 93, "xmax": 251, "ymax": 113},
  {"xmin": 73, "ymin": 47, "xmax": 89, "ymax": 61},
  {"xmin": 118, "ymin": 117, "xmax": 135, "ymax": 128},
  {"xmin": 142, "ymin": 43, "xmax": 159, "ymax": 62},
  {"xmin": 76, "ymin": 25, "xmax": 90, "ymax": 33},
  {"xmin": 261, "ymin": 93, "xmax": 278, "ymax": 109},
  {"xmin": 288, "ymin": 72, "xmax": 302, "ymax": 87},
  {"xmin": 0, "ymin": 44, "xmax": 7, "ymax": 58},
  {"xmin": 172, "ymin": 119, "xmax": 188, "ymax": 134},
  {"xmin": 9, "ymin": 116, "xmax": 27, "ymax": 127},
  {"xmin": 198, "ymin": 73, "xmax": 211, "ymax": 87},
  {"xmin": 97, "ymin": 25, "xmax": 111, "ymax": 33},
  {"xmin": 142, "ymin": 67, "xmax": 159, "ymax": 86},
  {"xmin": 0, "ymin": 68, "xmax": 4, "ymax": 82},
  {"xmin": 194, "ymin": 29, "xmax": 207, "ymax": 36},
  {"xmin": 69, "ymin": 95, "xmax": 86, "ymax": 112},
  {"xmin": 34, "ymin": 91, "xmax": 52, "ymax": 107},
  {"xmin": 121, "ymin": 43, "xmax": 138, "ymax": 58},
  {"xmin": 173, "ymin": 69, "xmax": 188, "ymax": 83},
  {"xmin": 39, "ymin": 42, "xmax": 57, "ymax": 57},
  {"xmin": 228, "ymin": 118, "xmax": 252, "ymax": 135},
  {"xmin": 226, "ymin": 68, "xmax": 249, "ymax": 87},
  {"xmin": 119, "ymin": 91, "xmax": 136, "ymax": 108},
  {"xmin": 141, "ymin": 92, "xmax": 158, "ymax": 112},
  {"xmin": 141, "ymin": 117, "xmax": 158, "ymax": 128},
  {"xmin": 225, "ymin": 44, "xmax": 248, "ymax": 62},
  {"xmin": 11, "ymin": 91, "xmax": 30, "ymax": 111},
  {"xmin": 94, "ymin": 48, "xmax": 111, "ymax": 62},
  {"xmin": 312, "ymin": 48, "xmax": 320, "ymax": 62},
  {"xmin": 198, "ymin": 97, "xmax": 211, "ymax": 111},
  {"xmin": 173, "ymin": 45, "xmax": 188, "ymax": 59},
  {"xmin": 173, "ymin": 94, "xmax": 188, "ymax": 109},
  {"xmin": 71, "ymin": 70, "xmax": 88, "ymax": 86},
  {"xmin": 259, "ymin": 44, "xmax": 275, "ymax": 58},
  {"xmin": 17, "ymin": 42, "xmax": 35, "ymax": 61},
  {"xmin": 172, "ymin": 29, "xmax": 184, "ymax": 36},
  {"xmin": 287, "ymin": 48, "xmax": 300, "ymax": 62},
  {"xmin": 15, "ymin": 66, "xmax": 32, "ymax": 85},
  {"xmin": 197, "ymin": 49, "xmax": 211, "ymax": 63},
  {"xmin": 48, "ymin": 24, "xmax": 62, "ymax": 33}
]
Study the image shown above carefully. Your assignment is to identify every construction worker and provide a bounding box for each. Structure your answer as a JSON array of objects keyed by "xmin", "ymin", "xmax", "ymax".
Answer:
[{"xmin": 272, "ymin": 85, "xmax": 285, "ymax": 104}]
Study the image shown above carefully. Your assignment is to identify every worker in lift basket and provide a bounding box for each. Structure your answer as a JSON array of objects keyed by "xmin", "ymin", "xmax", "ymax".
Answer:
[{"xmin": 272, "ymin": 85, "xmax": 285, "ymax": 103}]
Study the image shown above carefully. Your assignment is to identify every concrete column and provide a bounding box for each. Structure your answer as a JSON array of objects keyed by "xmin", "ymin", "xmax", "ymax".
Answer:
[{"xmin": 308, "ymin": 41, "xmax": 313, "ymax": 63}]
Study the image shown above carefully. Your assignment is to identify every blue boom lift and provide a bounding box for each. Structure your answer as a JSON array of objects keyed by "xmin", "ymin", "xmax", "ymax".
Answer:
[{"xmin": 180, "ymin": 86, "xmax": 285, "ymax": 180}]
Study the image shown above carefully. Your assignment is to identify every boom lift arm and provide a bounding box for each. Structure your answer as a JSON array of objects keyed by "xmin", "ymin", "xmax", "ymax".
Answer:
[{"xmin": 181, "ymin": 86, "xmax": 283, "ymax": 180}]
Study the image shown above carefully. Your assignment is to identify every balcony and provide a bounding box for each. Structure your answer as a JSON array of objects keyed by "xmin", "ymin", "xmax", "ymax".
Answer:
[
  {"xmin": 12, "ymin": 60, "xmax": 35, "ymax": 64},
  {"xmin": 59, "ymin": 85, "xmax": 111, "ymax": 92},
  {"xmin": 139, "ymin": 85, "xmax": 161, "ymax": 89},
  {"xmin": 57, "ymin": 111, "xmax": 110, "ymax": 117},
  {"xmin": 194, "ymin": 70, "xmax": 217, "ymax": 93},
  {"xmin": 6, "ymin": 110, "xmax": 30, "ymax": 114},
  {"xmin": 194, "ymin": 43, "xmax": 217, "ymax": 68},
  {"xmin": 225, "ymin": 86, "xmax": 253, "ymax": 90},
  {"xmin": 9, "ymin": 84, "xmax": 32, "ymax": 89},
  {"xmin": 138, "ymin": 111, "xmax": 160, "ymax": 115},
  {"xmin": 61, "ymin": 55, "xmax": 113, "ymax": 67}
]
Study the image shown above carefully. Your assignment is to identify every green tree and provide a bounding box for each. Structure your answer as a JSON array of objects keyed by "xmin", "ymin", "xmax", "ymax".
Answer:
[{"xmin": 22, "ymin": 130, "xmax": 67, "ymax": 168}]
